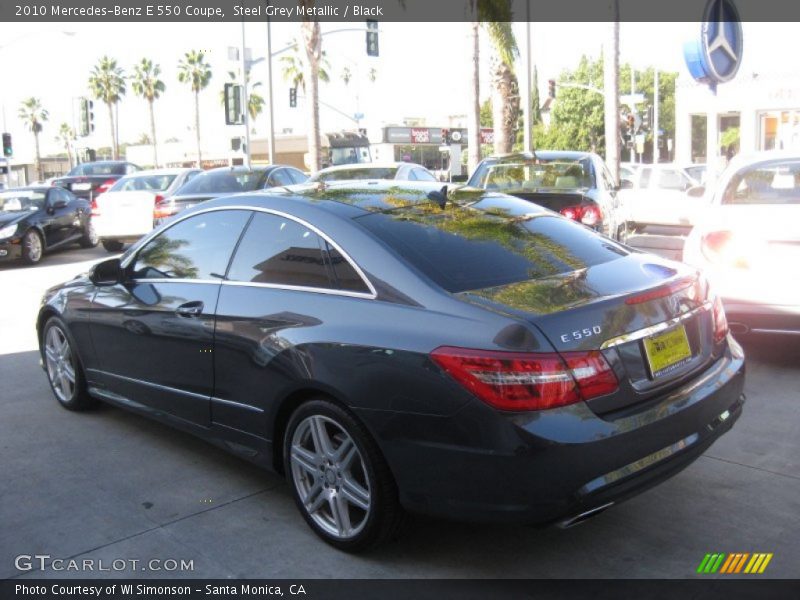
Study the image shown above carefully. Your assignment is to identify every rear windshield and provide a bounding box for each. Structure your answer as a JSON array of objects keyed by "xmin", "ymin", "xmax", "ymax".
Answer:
[
  {"xmin": 469, "ymin": 157, "xmax": 595, "ymax": 193},
  {"xmin": 110, "ymin": 174, "xmax": 177, "ymax": 192},
  {"xmin": 313, "ymin": 168, "xmax": 398, "ymax": 182},
  {"xmin": 356, "ymin": 205, "xmax": 627, "ymax": 293},
  {"xmin": 723, "ymin": 160, "xmax": 800, "ymax": 205},
  {"xmin": 67, "ymin": 163, "xmax": 129, "ymax": 176},
  {"xmin": 177, "ymin": 170, "xmax": 265, "ymax": 195}
]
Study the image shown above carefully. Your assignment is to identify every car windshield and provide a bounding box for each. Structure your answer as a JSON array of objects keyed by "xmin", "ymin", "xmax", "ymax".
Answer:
[
  {"xmin": 0, "ymin": 190, "xmax": 45, "ymax": 212},
  {"xmin": 177, "ymin": 170, "xmax": 265, "ymax": 195},
  {"xmin": 110, "ymin": 174, "xmax": 178, "ymax": 192},
  {"xmin": 66, "ymin": 163, "xmax": 128, "ymax": 176},
  {"xmin": 470, "ymin": 157, "xmax": 594, "ymax": 193},
  {"xmin": 356, "ymin": 202, "xmax": 625, "ymax": 293},
  {"xmin": 312, "ymin": 167, "xmax": 399, "ymax": 182},
  {"xmin": 723, "ymin": 160, "xmax": 800, "ymax": 205}
]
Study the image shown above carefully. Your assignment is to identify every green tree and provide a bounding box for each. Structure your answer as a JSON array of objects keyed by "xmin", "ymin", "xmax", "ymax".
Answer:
[
  {"xmin": 88, "ymin": 56, "xmax": 126, "ymax": 160},
  {"xmin": 55, "ymin": 123, "xmax": 76, "ymax": 170},
  {"xmin": 219, "ymin": 71, "xmax": 265, "ymax": 126},
  {"xmin": 131, "ymin": 58, "xmax": 166, "ymax": 168},
  {"xmin": 18, "ymin": 98, "xmax": 48, "ymax": 181},
  {"xmin": 177, "ymin": 50, "xmax": 212, "ymax": 167},
  {"xmin": 279, "ymin": 40, "xmax": 331, "ymax": 92}
]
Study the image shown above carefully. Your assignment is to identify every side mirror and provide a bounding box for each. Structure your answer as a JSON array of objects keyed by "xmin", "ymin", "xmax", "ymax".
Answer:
[
  {"xmin": 48, "ymin": 198, "xmax": 68, "ymax": 211},
  {"xmin": 90, "ymin": 258, "xmax": 123, "ymax": 286},
  {"xmin": 686, "ymin": 185, "xmax": 706, "ymax": 198},
  {"xmin": 618, "ymin": 179, "xmax": 634, "ymax": 190}
]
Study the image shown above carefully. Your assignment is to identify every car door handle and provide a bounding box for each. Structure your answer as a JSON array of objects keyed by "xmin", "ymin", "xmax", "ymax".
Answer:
[{"xmin": 176, "ymin": 301, "xmax": 204, "ymax": 317}]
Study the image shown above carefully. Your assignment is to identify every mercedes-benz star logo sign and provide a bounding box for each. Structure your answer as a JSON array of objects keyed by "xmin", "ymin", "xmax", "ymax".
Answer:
[{"xmin": 701, "ymin": 0, "xmax": 743, "ymax": 83}]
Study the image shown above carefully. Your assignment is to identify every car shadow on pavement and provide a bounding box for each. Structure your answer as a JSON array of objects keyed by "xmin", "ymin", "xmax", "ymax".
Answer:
[{"xmin": 0, "ymin": 245, "xmax": 111, "ymax": 271}]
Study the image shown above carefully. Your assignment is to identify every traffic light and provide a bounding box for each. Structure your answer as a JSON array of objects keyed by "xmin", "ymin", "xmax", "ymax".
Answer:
[
  {"xmin": 289, "ymin": 87, "xmax": 297, "ymax": 108},
  {"xmin": 642, "ymin": 105, "xmax": 653, "ymax": 130},
  {"xmin": 366, "ymin": 20, "xmax": 379, "ymax": 57},
  {"xmin": 2, "ymin": 133, "xmax": 11, "ymax": 157},
  {"xmin": 78, "ymin": 98, "xmax": 94, "ymax": 137},
  {"xmin": 224, "ymin": 83, "xmax": 244, "ymax": 125},
  {"xmin": 548, "ymin": 79, "xmax": 556, "ymax": 99}
]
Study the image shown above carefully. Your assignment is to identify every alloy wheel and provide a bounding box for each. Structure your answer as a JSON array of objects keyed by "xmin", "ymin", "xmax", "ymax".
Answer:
[
  {"xmin": 290, "ymin": 415, "xmax": 372, "ymax": 539},
  {"xmin": 25, "ymin": 231, "xmax": 42, "ymax": 262},
  {"xmin": 44, "ymin": 326, "xmax": 76, "ymax": 403}
]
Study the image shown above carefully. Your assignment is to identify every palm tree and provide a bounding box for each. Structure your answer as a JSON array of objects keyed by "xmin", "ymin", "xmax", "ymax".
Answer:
[
  {"xmin": 18, "ymin": 98, "xmax": 48, "ymax": 181},
  {"xmin": 177, "ymin": 50, "xmax": 212, "ymax": 168},
  {"xmin": 279, "ymin": 40, "xmax": 331, "ymax": 92},
  {"xmin": 299, "ymin": 10, "xmax": 323, "ymax": 172},
  {"xmin": 55, "ymin": 123, "xmax": 76, "ymax": 170},
  {"xmin": 88, "ymin": 56, "xmax": 126, "ymax": 160},
  {"xmin": 484, "ymin": 19, "xmax": 519, "ymax": 154},
  {"xmin": 131, "ymin": 58, "xmax": 166, "ymax": 168},
  {"xmin": 466, "ymin": 14, "xmax": 481, "ymax": 174}
]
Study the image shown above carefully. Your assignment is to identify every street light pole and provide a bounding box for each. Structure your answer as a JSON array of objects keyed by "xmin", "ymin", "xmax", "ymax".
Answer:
[
  {"xmin": 653, "ymin": 68, "xmax": 660, "ymax": 164},
  {"xmin": 265, "ymin": 12, "xmax": 276, "ymax": 164},
  {"xmin": 240, "ymin": 20, "xmax": 251, "ymax": 169}
]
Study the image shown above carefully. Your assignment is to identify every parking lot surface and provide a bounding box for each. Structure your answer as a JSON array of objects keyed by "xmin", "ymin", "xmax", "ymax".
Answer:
[{"xmin": 1, "ymin": 248, "xmax": 798, "ymax": 579}]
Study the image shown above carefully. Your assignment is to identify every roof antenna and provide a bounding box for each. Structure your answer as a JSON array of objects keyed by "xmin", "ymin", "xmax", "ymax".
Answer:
[{"xmin": 427, "ymin": 185, "xmax": 448, "ymax": 209}]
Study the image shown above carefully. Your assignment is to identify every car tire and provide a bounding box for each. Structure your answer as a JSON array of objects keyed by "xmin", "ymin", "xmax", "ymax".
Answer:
[
  {"xmin": 21, "ymin": 229, "xmax": 44, "ymax": 265},
  {"xmin": 102, "ymin": 240, "xmax": 124, "ymax": 252},
  {"xmin": 80, "ymin": 219, "xmax": 100, "ymax": 248},
  {"xmin": 284, "ymin": 399, "xmax": 405, "ymax": 552},
  {"xmin": 42, "ymin": 317, "xmax": 98, "ymax": 411}
]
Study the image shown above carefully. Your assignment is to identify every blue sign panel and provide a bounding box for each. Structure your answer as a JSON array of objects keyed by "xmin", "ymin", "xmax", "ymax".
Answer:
[{"xmin": 683, "ymin": 0, "xmax": 744, "ymax": 89}]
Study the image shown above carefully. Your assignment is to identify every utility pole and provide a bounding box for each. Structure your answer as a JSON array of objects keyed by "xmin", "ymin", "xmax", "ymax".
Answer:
[
  {"xmin": 603, "ymin": 3, "xmax": 620, "ymax": 184},
  {"xmin": 240, "ymin": 20, "xmax": 251, "ymax": 169},
  {"xmin": 653, "ymin": 68, "xmax": 660, "ymax": 164}
]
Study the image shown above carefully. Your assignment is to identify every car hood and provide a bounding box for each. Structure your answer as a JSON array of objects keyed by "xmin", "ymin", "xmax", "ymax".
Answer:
[{"xmin": 0, "ymin": 211, "xmax": 30, "ymax": 228}]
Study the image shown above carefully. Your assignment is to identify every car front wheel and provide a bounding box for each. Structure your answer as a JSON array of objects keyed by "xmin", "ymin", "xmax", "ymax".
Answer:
[
  {"xmin": 22, "ymin": 229, "xmax": 44, "ymax": 264},
  {"xmin": 80, "ymin": 219, "xmax": 99, "ymax": 248},
  {"xmin": 284, "ymin": 400, "xmax": 404, "ymax": 551},
  {"xmin": 42, "ymin": 317, "xmax": 97, "ymax": 411},
  {"xmin": 102, "ymin": 239, "xmax": 124, "ymax": 252}
]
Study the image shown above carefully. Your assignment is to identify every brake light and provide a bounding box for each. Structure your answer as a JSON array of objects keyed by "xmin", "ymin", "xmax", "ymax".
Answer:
[
  {"xmin": 153, "ymin": 196, "xmax": 175, "ymax": 220},
  {"xmin": 701, "ymin": 230, "xmax": 757, "ymax": 268},
  {"xmin": 625, "ymin": 277, "xmax": 696, "ymax": 305},
  {"xmin": 90, "ymin": 199, "xmax": 100, "ymax": 217},
  {"xmin": 712, "ymin": 296, "xmax": 728, "ymax": 343},
  {"xmin": 95, "ymin": 178, "xmax": 117, "ymax": 195},
  {"xmin": 430, "ymin": 347, "xmax": 618, "ymax": 412},
  {"xmin": 559, "ymin": 204, "xmax": 602, "ymax": 227}
]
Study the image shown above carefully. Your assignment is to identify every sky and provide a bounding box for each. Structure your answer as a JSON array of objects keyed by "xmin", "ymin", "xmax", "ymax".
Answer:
[{"xmin": 0, "ymin": 20, "xmax": 797, "ymax": 162}]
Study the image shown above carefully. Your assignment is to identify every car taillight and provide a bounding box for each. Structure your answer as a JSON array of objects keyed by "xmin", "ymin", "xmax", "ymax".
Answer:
[
  {"xmin": 559, "ymin": 203, "xmax": 602, "ymax": 227},
  {"xmin": 625, "ymin": 276, "xmax": 697, "ymax": 305},
  {"xmin": 95, "ymin": 178, "xmax": 117, "ymax": 195},
  {"xmin": 700, "ymin": 230, "xmax": 757, "ymax": 268},
  {"xmin": 90, "ymin": 199, "xmax": 100, "ymax": 216},
  {"xmin": 430, "ymin": 346, "xmax": 618, "ymax": 412},
  {"xmin": 712, "ymin": 296, "xmax": 728, "ymax": 343},
  {"xmin": 153, "ymin": 196, "xmax": 174, "ymax": 219}
]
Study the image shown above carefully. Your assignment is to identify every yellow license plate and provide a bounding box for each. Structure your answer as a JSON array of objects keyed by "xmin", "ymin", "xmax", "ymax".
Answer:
[{"xmin": 643, "ymin": 325, "xmax": 693, "ymax": 378}]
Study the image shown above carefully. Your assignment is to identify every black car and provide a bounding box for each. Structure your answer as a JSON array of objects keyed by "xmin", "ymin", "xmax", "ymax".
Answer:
[
  {"xmin": 38, "ymin": 181, "xmax": 745, "ymax": 551},
  {"xmin": 52, "ymin": 161, "xmax": 141, "ymax": 202},
  {"xmin": 0, "ymin": 186, "xmax": 97, "ymax": 264},
  {"xmin": 467, "ymin": 151, "xmax": 627, "ymax": 239},
  {"xmin": 154, "ymin": 165, "xmax": 309, "ymax": 223}
]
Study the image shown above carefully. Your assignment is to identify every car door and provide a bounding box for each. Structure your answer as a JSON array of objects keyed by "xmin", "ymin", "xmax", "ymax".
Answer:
[
  {"xmin": 43, "ymin": 188, "xmax": 81, "ymax": 247},
  {"xmin": 88, "ymin": 209, "xmax": 251, "ymax": 425},
  {"xmin": 211, "ymin": 210, "xmax": 372, "ymax": 436}
]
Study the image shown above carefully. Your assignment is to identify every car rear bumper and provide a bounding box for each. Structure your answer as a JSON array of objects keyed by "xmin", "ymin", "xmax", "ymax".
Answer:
[
  {"xmin": 359, "ymin": 336, "xmax": 745, "ymax": 525},
  {"xmin": 723, "ymin": 299, "xmax": 800, "ymax": 335}
]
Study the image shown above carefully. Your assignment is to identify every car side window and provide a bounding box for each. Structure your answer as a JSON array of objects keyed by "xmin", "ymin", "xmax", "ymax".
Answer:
[
  {"xmin": 268, "ymin": 169, "xmax": 294, "ymax": 187},
  {"xmin": 49, "ymin": 188, "xmax": 71, "ymax": 206},
  {"xmin": 414, "ymin": 168, "xmax": 438, "ymax": 182},
  {"xmin": 125, "ymin": 164, "xmax": 138, "ymax": 174},
  {"xmin": 226, "ymin": 212, "xmax": 333, "ymax": 289},
  {"xmin": 325, "ymin": 243, "xmax": 370, "ymax": 294},
  {"xmin": 131, "ymin": 210, "xmax": 250, "ymax": 281},
  {"xmin": 658, "ymin": 169, "xmax": 689, "ymax": 191},
  {"xmin": 288, "ymin": 168, "xmax": 309, "ymax": 184}
]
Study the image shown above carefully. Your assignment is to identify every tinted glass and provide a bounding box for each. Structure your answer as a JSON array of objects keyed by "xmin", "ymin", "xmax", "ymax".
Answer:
[
  {"xmin": 469, "ymin": 157, "xmax": 595, "ymax": 192},
  {"xmin": 177, "ymin": 170, "xmax": 266, "ymax": 195},
  {"xmin": 313, "ymin": 168, "xmax": 399, "ymax": 182},
  {"xmin": 268, "ymin": 169, "xmax": 294, "ymax": 187},
  {"xmin": 413, "ymin": 169, "xmax": 438, "ymax": 182},
  {"xmin": 722, "ymin": 160, "xmax": 800, "ymax": 205},
  {"xmin": 132, "ymin": 210, "xmax": 249, "ymax": 280},
  {"xmin": 110, "ymin": 174, "xmax": 177, "ymax": 192},
  {"xmin": 356, "ymin": 206, "xmax": 627, "ymax": 293},
  {"xmin": 227, "ymin": 212, "xmax": 332, "ymax": 289},
  {"xmin": 326, "ymin": 244, "xmax": 370, "ymax": 293},
  {"xmin": 67, "ymin": 163, "xmax": 128, "ymax": 176},
  {"xmin": 288, "ymin": 169, "xmax": 309, "ymax": 184}
]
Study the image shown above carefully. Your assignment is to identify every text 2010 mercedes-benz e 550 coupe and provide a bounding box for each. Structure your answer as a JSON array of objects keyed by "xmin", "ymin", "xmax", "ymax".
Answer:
[{"xmin": 38, "ymin": 181, "xmax": 745, "ymax": 551}]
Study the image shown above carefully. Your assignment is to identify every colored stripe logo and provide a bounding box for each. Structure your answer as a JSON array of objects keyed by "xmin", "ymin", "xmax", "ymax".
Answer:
[{"xmin": 697, "ymin": 553, "xmax": 773, "ymax": 574}]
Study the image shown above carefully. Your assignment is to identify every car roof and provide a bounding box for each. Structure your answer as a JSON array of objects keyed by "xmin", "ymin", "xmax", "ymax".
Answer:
[
  {"xmin": 315, "ymin": 162, "xmax": 415, "ymax": 173},
  {"xmin": 119, "ymin": 168, "xmax": 198, "ymax": 177},
  {"xmin": 482, "ymin": 150, "xmax": 594, "ymax": 163},
  {"xmin": 2, "ymin": 186, "xmax": 50, "ymax": 194}
]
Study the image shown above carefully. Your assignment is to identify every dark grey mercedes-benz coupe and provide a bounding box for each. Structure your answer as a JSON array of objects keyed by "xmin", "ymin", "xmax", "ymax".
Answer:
[{"xmin": 37, "ymin": 181, "xmax": 745, "ymax": 551}]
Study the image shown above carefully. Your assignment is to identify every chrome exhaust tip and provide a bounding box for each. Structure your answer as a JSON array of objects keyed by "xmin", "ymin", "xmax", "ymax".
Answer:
[{"xmin": 556, "ymin": 502, "xmax": 614, "ymax": 529}]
